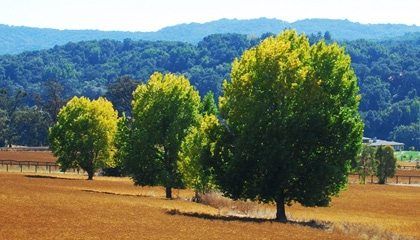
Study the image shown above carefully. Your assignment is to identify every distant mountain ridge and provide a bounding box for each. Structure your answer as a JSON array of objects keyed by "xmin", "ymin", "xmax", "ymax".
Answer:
[{"xmin": 1, "ymin": 18, "xmax": 419, "ymax": 54}]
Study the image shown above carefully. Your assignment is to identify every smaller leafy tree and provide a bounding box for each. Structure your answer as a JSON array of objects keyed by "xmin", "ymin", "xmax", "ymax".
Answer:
[
  {"xmin": 356, "ymin": 145, "xmax": 377, "ymax": 184},
  {"xmin": 49, "ymin": 97, "xmax": 118, "ymax": 180},
  {"xmin": 178, "ymin": 114, "xmax": 220, "ymax": 201},
  {"xmin": 375, "ymin": 146, "xmax": 396, "ymax": 184}
]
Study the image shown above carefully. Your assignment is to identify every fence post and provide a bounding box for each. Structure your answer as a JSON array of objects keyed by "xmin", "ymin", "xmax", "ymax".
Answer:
[
  {"xmin": 35, "ymin": 164, "xmax": 37, "ymax": 173},
  {"xmin": 6, "ymin": 164, "xmax": 8, "ymax": 172},
  {"xmin": 20, "ymin": 164, "xmax": 22, "ymax": 172}
]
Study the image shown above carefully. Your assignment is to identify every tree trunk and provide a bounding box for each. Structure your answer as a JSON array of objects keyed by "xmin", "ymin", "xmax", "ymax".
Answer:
[
  {"xmin": 86, "ymin": 157, "xmax": 94, "ymax": 180},
  {"xmin": 275, "ymin": 196, "xmax": 287, "ymax": 222},
  {"xmin": 362, "ymin": 167, "xmax": 367, "ymax": 184},
  {"xmin": 193, "ymin": 190, "xmax": 201, "ymax": 203},
  {"xmin": 165, "ymin": 186, "xmax": 172, "ymax": 199},
  {"xmin": 378, "ymin": 177, "xmax": 385, "ymax": 184},
  {"xmin": 87, "ymin": 170, "xmax": 94, "ymax": 180}
]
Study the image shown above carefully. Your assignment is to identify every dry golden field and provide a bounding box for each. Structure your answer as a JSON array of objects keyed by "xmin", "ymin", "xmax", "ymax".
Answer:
[
  {"xmin": 0, "ymin": 173, "xmax": 419, "ymax": 240},
  {"xmin": 0, "ymin": 151, "xmax": 56, "ymax": 162}
]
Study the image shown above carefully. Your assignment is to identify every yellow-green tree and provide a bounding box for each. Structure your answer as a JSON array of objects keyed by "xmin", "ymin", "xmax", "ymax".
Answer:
[
  {"xmin": 178, "ymin": 114, "xmax": 220, "ymax": 201},
  {"xmin": 49, "ymin": 97, "xmax": 118, "ymax": 180},
  {"xmin": 215, "ymin": 30, "xmax": 363, "ymax": 222},
  {"xmin": 127, "ymin": 72, "xmax": 201, "ymax": 198}
]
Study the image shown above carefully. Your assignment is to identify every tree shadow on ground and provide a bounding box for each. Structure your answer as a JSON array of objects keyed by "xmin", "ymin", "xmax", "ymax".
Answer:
[
  {"xmin": 165, "ymin": 209, "xmax": 331, "ymax": 230},
  {"xmin": 80, "ymin": 189, "xmax": 184, "ymax": 200},
  {"xmin": 25, "ymin": 175, "xmax": 80, "ymax": 181},
  {"xmin": 80, "ymin": 189, "xmax": 164, "ymax": 199}
]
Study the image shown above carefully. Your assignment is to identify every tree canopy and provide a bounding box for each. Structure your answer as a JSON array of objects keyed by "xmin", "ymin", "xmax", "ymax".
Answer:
[{"xmin": 214, "ymin": 30, "xmax": 363, "ymax": 221}]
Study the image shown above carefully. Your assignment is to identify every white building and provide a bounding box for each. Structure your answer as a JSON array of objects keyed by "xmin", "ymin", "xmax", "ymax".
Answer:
[{"xmin": 363, "ymin": 137, "xmax": 404, "ymax": 151}]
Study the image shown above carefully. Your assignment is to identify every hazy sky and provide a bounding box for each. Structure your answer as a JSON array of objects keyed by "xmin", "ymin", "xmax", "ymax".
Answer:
[{"xmin": 1, "ymin": 0, "xmax": 419, "ymax": 31}]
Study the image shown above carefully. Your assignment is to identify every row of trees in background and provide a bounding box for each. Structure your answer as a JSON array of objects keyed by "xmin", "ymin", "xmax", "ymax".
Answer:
[
  {"xmin": 355, "ymin": 145, "xmax": 397, "ymax": 184},
  {"xmin": 0, "ymin": 80, "xmax": 65, "ymax": 147},
  {"xmin": 49, "ymin": 31, "xmax": 363, "ymax": 222},
  {"xmin": 0, "ymin": 32, "xmax": 418, "ymax": 149}
]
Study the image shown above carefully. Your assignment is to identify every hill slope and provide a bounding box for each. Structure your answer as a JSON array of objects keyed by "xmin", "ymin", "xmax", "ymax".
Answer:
[
  {"xmin": 0, "ymin": 33, "xmax": 418, "ymax": 148},
  {"xmin": 1, "ymin": 18, "xmax": 419, "ymax": 54}
]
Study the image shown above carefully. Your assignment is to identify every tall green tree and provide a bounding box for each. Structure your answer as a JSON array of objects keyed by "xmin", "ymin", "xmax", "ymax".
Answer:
[
  {"xmin": 375, "ymin": 146, "xmax": 396, "ymax": 184},
  {"xmin": 49, "ymin": 97, "xmax": 118, "ymax": 180},
  {"xmin": 127, "ymin": 72, "xmax": 201, "ymax": 198},
  {"xmin": 178, "ymin": 114, "xmax": 220, "ymax": 201},
  {"xmin": 215, "ymin": 30, "xmax": 363, "ymax": 222}
]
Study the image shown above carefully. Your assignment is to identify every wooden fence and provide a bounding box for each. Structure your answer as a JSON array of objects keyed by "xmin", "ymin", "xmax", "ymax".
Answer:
[
  {"xmin": 1, "ymin": 159, "xmax": 419, "ymax": 184},
  {"xmin": 0, "ymin": 147, "xmax": 50, "ymax": 151},
  {"xmin": 0, "ymin": 160, "xmax": 83, "ymax": 174},
  {"xmin": 349, "ymin": 174, "xmax": 420, "ymax": 184},
  {"xmin": 397, "ymin": 165, "xmax": 418, "ymax": 170}
]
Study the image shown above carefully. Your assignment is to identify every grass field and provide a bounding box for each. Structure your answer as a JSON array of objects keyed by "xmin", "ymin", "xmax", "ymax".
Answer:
[
  {"xmin": 395, "ymin": 151, "xmax": 420, "ymax": 161},
  {"xmin": 0, "ymin": 151, "xmax": 56, "ymax": 162},
  {"xmin": 0, "ymin": 173, "xmax": 419, "ymax": 240}
]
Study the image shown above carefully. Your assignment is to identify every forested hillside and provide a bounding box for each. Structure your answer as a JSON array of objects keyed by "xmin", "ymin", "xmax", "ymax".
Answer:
[
  {"xmin": 1, "ymin": 18, "xmax": 419, "ymax": 54},
  {"xmin": 0, "ymin": 33, "xmax": 419, "ymax": 148},
  {"xmin": 0, "ymin": 34, "xmax": 254, "ymax": 98},
  {"xmin": 346, "ymin": 37, "xmax": 419, "ymax": 148}
]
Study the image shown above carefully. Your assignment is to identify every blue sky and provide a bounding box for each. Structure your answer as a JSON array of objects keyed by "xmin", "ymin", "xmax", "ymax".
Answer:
[{"xmin": 0, "ymin": 0, "xmax": 419, "ymax": 31}]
